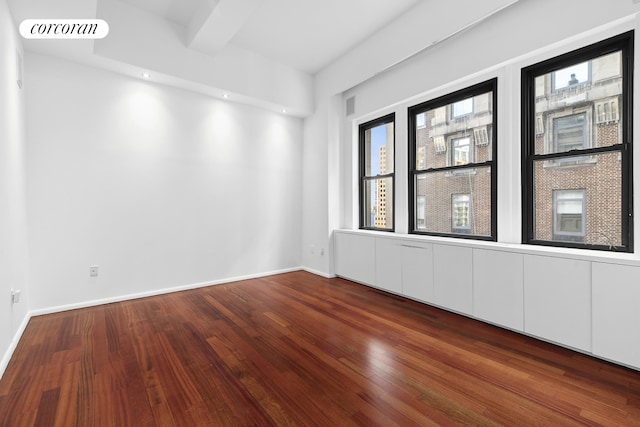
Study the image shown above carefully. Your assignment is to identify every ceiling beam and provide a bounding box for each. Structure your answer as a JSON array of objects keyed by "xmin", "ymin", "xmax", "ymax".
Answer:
[{"xmin": 186, "ymin": 0, "xmax": 259, "ymax": 56}]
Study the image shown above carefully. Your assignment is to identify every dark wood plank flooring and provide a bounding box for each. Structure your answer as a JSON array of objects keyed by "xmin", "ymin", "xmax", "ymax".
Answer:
[{"xmin": 1, "ymin": 271, "xmax": 640, "ymax": 426}]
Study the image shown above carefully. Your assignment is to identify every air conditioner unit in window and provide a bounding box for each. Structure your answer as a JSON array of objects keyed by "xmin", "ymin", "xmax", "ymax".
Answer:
[
  {"xmin": 433, "ymin": 136, "xmax": 446, "ymax": 153},
  {"xmin": 473, "ymin": 127, "xmax": 489, "ymax": 146}
]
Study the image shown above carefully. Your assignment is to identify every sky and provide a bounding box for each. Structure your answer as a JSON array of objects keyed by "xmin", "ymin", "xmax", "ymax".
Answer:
[{"xmin": 369, "ymin": 123, "xmax": 387, "ymax": 176}]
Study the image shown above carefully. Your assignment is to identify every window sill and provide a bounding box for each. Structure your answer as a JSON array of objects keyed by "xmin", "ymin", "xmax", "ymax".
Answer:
[
  {"xmin": 445, "ymin": 169, "xmax": 477, "ymax": 177},
  {"xmin": 542, "ymin": 157, "xmax": 596, "ymax": 169},
  {"xmin": 333, "ymin": 228, "xmax": 640, "ymax": 267}
]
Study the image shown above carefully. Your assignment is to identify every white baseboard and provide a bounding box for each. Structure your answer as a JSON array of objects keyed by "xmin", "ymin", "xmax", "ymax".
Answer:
[
  {"xmin": 0, "ymin": 312, "xmax": 31, "ymax": 381},
  {"xmin": 30, "ymin": 266, "xmax": 304, "ymax": 317},
  {"xmin": 302, "ymin": 267, "xmax": 336, "ymax": 278}
]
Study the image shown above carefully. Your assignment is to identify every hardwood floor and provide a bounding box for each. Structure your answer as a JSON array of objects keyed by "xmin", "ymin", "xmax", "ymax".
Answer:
[{"xmin": 1, "ymin": 271, "xmax": 640, "ymax": 426}]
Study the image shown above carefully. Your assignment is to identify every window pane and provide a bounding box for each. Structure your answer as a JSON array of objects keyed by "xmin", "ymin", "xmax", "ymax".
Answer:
[
  {"xmin": 416, "ymin": 146, "xmax": 426, "ymax": 170},
  {"xmin": 415, "ymin": 195, "xmax": 426, "ymax": 230},
  {"xmin": 553, "ymin": 61, "xmax": 590, "ymax": 90},
  {"xmin": 535, "ymin": 51, "xmax": 623, "ymax": 155},
  {"xmin": 532, "ymin": 152, "xmax": 622, "ymax": 246},
  {"xmin": 414, "ymin": 91, "xmax": 493, "ymax": 170},
  {"xmin": 452, "ymin": 194, "xmax": 471, "ymax": 232},
  {"xmin": 364, "ymin": 122, "xmax": 394, "ymax": 176},
  {"xmin": 524, "ymin": 33, "xmax": 631, "ymax": 251},
  {"xmin": 553, "ymin": 189, "xmax": 585, "ymax": 241},
  {"xmin": 363, "ymin": 177, "xmax": 393, "ymax": 229},
  {"xmin": 452, "ymin": 97, "xmax": 473, "ymax": 118},
  {"xmin": 414, "ymin": 166, "xmax": 492, "ymax": 236},
  {"xmin": 452, "ymin": 137, "xmax": 471, "ymax": 166},
  {"xmin": 554, "ymin": 114, "xmax": 586, "ymax": 152}
]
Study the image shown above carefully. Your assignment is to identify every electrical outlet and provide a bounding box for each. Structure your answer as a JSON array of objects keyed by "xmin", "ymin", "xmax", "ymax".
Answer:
[
  {"xmin": 11, "ymin": 289, "xmax": 20, "ymax": 304},
  {"xmin": 90, "ymin": 265, "xmax": 99, "ymax": 277}
]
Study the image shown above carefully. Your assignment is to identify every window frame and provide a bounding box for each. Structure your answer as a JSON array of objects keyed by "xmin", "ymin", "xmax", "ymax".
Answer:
[
  {"xmin": 408, "ymin": 78, "xmax": 498, "ymax": 240},
  {"xmin": 359, "ymin": 113, "xmax": 395, "ymax": 231},
  {"xmin": 521, "ymin": 31, "xmax": 634, "ymax": 252}
]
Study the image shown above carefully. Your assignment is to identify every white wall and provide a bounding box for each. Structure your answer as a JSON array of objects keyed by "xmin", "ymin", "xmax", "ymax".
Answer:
[
  {"xmin": 0, "ymin": 0, "xmax": 30, "ymax": 376},
  {"xmin": 25, "ymin": 53, "xmax": 302, "ymax": 312},
  {"xmin": 302, "ymin": 99, "xmax": 330, "ymax": 274}
]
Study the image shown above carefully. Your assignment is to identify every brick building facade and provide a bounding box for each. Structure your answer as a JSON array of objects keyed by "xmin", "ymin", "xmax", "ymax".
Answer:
[
  {"xmin": 414, "ymin": 91, "xmax": 494, "ymax": 237},
  {"xmin": 532, "ymin": 51, "xmax": 623, "ymax": 246}
]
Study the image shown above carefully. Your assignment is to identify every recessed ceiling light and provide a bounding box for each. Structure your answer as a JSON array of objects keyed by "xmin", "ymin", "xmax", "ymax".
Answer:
[
  {"xmin": 282, "ymin": 108, "xmax": 287, "ymax": 114},
  {"xmin": 222, "ymin": 93, "xmax": 229, "ymax": 99},
  {"xmin": 141, "ymin": 72, "xmax": 151, "ymax": 79}
]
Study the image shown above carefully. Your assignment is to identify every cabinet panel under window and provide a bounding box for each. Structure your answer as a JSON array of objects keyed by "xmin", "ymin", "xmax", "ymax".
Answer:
[
  {"xmin": 522, "ymin": 31, "xmax": 633, "ymax": 251},
  {"xmin": 409, "ymin": 79, "xmax": 497, "ymax": 240}
]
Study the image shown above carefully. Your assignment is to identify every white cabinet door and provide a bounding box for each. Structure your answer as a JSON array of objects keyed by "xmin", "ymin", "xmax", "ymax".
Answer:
[
  {"xmin": 592, "ymin": 262, "xmax": 640, "ymax": 369},
  {"xmin": 523, "ymin": 255, "xmax": 591, "ymax": 352},
  {"xmin": 433, "ymin": 244, "xmax": 473, "ymax": 315},
  {"xmin": 473, "ymin": 249, "xmax": 524, "ymax": 331},
  {"xmin": 334, "ymin": 232, "xmax": 375, "ymax": 285},
  {"xmin": 401, "ymin": 243, "xmax": 434, "ymax": 303},
  {"xmin": 375, "ymin": 237, "xmax": 402, "ymax": 294}
]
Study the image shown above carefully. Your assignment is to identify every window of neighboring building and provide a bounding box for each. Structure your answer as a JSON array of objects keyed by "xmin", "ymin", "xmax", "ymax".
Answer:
[
  {"xmin": 408, "ymin": 79, "xmax": 497, "ymax": 240},
  {"xmin": 522, "ymin": 31, "xmax": 633, "ymax": 252},
  {"xmin": 416, "ymin": 146, "xmax": 426, "ymax": 170},
  {"xmin": 451, "ymin": 97, "xmax": 473, "ymax": 118},
  {"xmin": 554, "ymin": 113, "xmax": 587, "ymax": 152},
  {"xmin": 553, "ymin": 190, "xmax": 586, "ymax": 242},
  {"xmin": 452, "ymin": 136, "xmax": 471, "ymax": 166},
  {"xmin": 359, "ymin": 113, "xmax": 395, "ymax": 231},
  {"xmin": 474, "ymin": 127, "xmax": 489, "ymax": 146},
  {"xmin": 452, "ymin": 194, "xmax": 471, "ymax": 233},
  {"xmin": 416, "ymin": 195, "xmax": 426, "ymax": 230}
]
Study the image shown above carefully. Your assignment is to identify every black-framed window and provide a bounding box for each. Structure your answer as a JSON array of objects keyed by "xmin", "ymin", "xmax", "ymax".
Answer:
[
  {"xmin": 409, "ymin": 79, "xmax": 497, "ymax": 240},
  {"xmin": 522, "ymin": 31, "xmax": 633, "ymax": 252},
  {"xmin": 359, "ymin": 113, "xmax": 395, "ymax": 231}
]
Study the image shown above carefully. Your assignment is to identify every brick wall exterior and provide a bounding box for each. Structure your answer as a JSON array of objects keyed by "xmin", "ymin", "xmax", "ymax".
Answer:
[{"xmin": 414, "ymin": 94, "xmax": 493, "ymax": 237}]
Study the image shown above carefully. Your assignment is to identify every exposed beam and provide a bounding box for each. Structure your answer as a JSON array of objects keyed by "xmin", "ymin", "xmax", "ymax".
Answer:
[{"xmin": 186, "ymin": 0, "xmax": 259, "ymax": 56}]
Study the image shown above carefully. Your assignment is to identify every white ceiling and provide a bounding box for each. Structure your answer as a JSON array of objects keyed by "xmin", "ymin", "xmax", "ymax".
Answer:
[
  {"xmin": 7, "ymin": 0, "xmax": 521, "ymax": 116},
  {"xmin": 118, "ymin": 0, "xmax": 421, "ymax": 74},
  {"xmin": 119, "ymin": 0, "xmax": 203, "ymax": 27}
]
